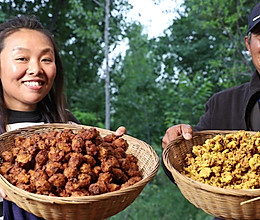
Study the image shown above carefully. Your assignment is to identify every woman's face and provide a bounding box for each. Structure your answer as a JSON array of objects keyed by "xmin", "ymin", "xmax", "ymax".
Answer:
[{"xmin": 0, "ymin": 28, "xmax": 56, "ymax": 111}]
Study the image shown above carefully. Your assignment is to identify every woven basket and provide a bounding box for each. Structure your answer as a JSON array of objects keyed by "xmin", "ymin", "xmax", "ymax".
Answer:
[
  {"xmin": 163, "ymin": 130, "xmax": 260, "ymax": 220},
  {"xmin": 0, "ymin": 123, "xmax": 159, "ymax": 220}
]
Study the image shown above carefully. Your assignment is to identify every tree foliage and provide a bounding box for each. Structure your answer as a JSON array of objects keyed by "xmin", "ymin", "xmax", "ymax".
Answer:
[
  {"xmin": 110, "ymin": 22, "xmax": 169, "ymax": 144},
  {"xmin": 153, "ymin": 0, "xmax": 258, "ymax": 129}
]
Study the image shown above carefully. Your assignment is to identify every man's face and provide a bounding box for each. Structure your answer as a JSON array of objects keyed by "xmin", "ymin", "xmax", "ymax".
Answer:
[{"xmin": 245, "ymin": 30, "xmax": 260, "ymax": 73}]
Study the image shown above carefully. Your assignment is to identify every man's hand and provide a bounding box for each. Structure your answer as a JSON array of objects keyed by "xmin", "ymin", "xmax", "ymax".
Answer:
[{"xmin": 162, "ymin": 124, "xmax": 193, "ymax": 148}]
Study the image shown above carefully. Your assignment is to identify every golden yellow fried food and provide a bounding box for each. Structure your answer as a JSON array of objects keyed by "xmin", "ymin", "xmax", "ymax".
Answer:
[
  {"xmin": 0, "ymin": 128, "xmax": 142, "ymax": 196},
  {"xmin": 183, "ymin": 131, "xmax": 260, "ymax": 189}
]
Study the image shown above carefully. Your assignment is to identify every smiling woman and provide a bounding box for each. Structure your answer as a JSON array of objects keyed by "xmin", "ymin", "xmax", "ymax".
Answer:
[
  {"xmin": 0, "ymin": 15, "xmax": 126, "ymax": 220},
  {"xmin": 0, "ymin": 29, "xmax": 56, "ymax": 111},
  {"xmin": 0, "ymin": 15, "xmax": 75, "ymax": 220}
]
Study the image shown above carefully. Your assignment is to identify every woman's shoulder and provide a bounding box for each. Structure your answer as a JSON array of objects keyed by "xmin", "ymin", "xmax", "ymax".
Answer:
[{"xmin": 65, "ymin": 109, "xmax": 81, "ymax": 124}]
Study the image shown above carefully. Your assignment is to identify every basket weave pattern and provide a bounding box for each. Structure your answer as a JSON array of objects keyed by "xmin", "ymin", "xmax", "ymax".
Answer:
[
  {"xmin": 163, "ymin": 130, "xmax": 260, "ymax": 220},
  {"xmin": 0, "ymin": 123, "xmax": 159, "ymax": 220}
]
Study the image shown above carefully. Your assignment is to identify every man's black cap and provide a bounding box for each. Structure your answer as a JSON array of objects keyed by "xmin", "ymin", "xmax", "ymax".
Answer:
[{"xmin": 247, "ymin": 3, "xmax": 260, "ymax": 34}]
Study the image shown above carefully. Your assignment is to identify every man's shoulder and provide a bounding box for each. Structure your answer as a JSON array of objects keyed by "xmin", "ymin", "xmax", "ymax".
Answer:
[{"xmin": 212, "ymin": 82, "xmax": 250, "ymax": 99}]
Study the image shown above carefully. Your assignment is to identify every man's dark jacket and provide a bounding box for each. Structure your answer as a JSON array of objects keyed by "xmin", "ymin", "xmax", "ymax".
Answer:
[
  {"xmin": 162, "ymin": 70, "xmax": 260, "ymax": 182},
  {"xmin": 195, "ymin": 70, "xmax": 260, "ymax": 131}
]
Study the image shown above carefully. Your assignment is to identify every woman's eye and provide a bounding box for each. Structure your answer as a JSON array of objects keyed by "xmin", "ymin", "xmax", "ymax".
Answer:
[
  {"xmin": 42, "ymin": 58, "xmax": 52, "ymax": 63},
  {"xmin": 16, "ymin": 57, "xmax": 27, "ymax": 61}
]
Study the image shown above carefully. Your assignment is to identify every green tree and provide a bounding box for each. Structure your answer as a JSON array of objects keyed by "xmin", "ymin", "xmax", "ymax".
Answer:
[
  {"xmin": 110, "ymin": 22, "xmax": 167, "ymax": 145},
  {"xmin": 153, "ymin": 0, "xmax": 257, "ymax": 129}
]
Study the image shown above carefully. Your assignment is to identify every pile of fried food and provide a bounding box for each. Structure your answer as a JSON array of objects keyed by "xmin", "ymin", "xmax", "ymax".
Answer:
[
  {"xmin": 183, "ymin": 130, "xmax": 260, "ymax": 189},
  {"xmin": 0, "ymin": 128, "xmax": 142, "ymax": 196}
]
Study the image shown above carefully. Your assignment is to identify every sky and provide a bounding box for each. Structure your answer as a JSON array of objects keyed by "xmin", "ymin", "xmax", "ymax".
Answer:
[
  {"xmin": 110, "ymin": 0, "xmax": 184, "ymax": 59},
  {"xmin": 127, "ymin": 0, "xmax": 184, "ymax": 38},
  {"xmin": 103, "ymin": 0, "xmax": 184, "ymax": 74}
]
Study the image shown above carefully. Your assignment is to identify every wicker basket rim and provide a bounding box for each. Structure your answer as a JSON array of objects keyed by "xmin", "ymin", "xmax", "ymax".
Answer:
[{"xmin": 163, "ymin": 130, "xmax": 260, "ymax": 197}]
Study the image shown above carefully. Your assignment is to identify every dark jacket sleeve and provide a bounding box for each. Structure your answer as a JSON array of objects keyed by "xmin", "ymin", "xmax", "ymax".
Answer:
[{"xmin": 194, "ymin": 98, "xmax": 213, "ymax": 131}]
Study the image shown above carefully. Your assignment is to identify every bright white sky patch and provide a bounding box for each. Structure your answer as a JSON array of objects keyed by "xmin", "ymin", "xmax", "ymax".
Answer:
[{"xmin": 127, "ymin": 0, "xmax": 184, "ymax": 38}]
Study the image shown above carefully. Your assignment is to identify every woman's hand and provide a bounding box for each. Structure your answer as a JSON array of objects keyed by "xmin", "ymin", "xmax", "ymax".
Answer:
[
  {"xmin": 115, "ymin": 126, "xmax": 127, "ymax": 136},
  {"xmin": 0, "ymin": 186, "xmax": 7, "ymax": 199},
  {"xmin": 162, "ymin": 124, "xmax": 193, "ymax": 149}
]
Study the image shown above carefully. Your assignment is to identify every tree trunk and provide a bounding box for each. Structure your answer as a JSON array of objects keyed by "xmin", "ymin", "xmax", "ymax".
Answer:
[{"xmin": 105, "ymin": 0, "xmax": 110, "ymax": 129}]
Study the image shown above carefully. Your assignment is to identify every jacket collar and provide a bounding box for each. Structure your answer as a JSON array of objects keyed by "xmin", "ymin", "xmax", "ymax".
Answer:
[{"xmin": 243, "ymin": 70, "xmax": 260, "ymax": 129}]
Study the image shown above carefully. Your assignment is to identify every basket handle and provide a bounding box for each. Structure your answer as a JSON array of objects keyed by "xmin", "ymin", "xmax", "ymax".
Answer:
[{"xmin": 240, "ymin": 196, "xmax": 260, "ymax": 205}]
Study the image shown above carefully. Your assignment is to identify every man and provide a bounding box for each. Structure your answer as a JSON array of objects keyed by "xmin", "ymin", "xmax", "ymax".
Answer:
[{"xmin": 162, "ymin": 3, "xmax": 260, "ymax": 220}]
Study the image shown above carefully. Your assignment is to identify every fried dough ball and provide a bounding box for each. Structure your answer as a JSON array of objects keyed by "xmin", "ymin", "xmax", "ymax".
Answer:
[
  {"xmin": 35, "ymin": 179, "xmax": 52, "ymax": 195},
  {"xmin": 89, "ymin": 181, "xmax": 108, "ymax": 195},
  {"xmin": 7, "ymin": 165, "xmax": 23, "ymax": 185},
  {"xmin": 16, "ymin": 149, "xmax": 33, "ymax": 168},
  {"xmin": 37, "ymin": 140, "xmax": 47, "ymax": 150},
  {"xmin": 16, "ymin": 169, "xmax": 30, "ymax": 184},
  {"xmin": 107, "ymin": 183, "xmax": 120, "ymax": 192},
  {"xmin": 103, "ymin": 134, "xmax": 117, "ymax": 143},
  {"xmin": 71, "ymin": 189, "xmax": 89, "ymax": 197},
  {"xmin": 85, "ymin": 140, "xmax": 98, "ymax": 156},
  {"xmin": 98, "ymin": 144, "xmax": 114, "ymax": 160},
  {"xmin": 56, "ymin": 129, "xmax": 75, "ymax": 142},
  {"xmin": 48, "ymin": 147, "xmax": 64, "ymax": 162},
  {"xmin": 30, "ymin": 169, "xmax": 48, "ymax": 187},
  {"xmin": 98, "ymin": 172, "xmax": 112, "ymax": 184},
  {"xmin": 68, "ymin": 152, "xmax": 84, "ymax": 168},
  {"xmin": 14, "ymin": 135, "xmax": 25, "ymax": 146},
  {"xmin": 0, "ymin": 162, "xmax": 13, "ymax": 175},
  {"xmin": 64, "ymin": 166, "xmax": 78, "ymax": 179},
  {"xmin": 121, "ymin": 176, "xmax": 142, "ymax": 189},
  {"xmin": 1, "ymin": 151, "xmax": 14, "ymax": 163},
  {"xmin": 112, "ymin": 138, "xmax": 128, "ymax": 150},
  {"xmin": 80, "ymin": 163, "xmax": 92, "ymax": 174},
  {"xmin": 45, "ymin": 161, "xmax": 63, "ymax": 177},
  {"xmin": 112, "ymin": 168, "xmax": 128, "ymax": 183},
  {"xmin": 65, "ymin": 178, "xmax": 80, "ymax": 194},
  {"xmin": 126, "ymin": 162, "xmax": 142, "ymax": 177},
  {"xmin": 92, "ymin": 166, "xmax": 101, "ymax": 180},
  {"xmin": 35, "ymin": 150, "xmax": 48, "ymax": 166},
  {"xmin": 114, "ymin": 147, "xmax": 126, "ymax": 160},
  {"xmin": 48, "ymin": 173, "xmax": 66, "ymax": 187},
  {"xmin": 11, "ymin": 147, "xmax": 20, "ymax": 157},
  {"xmin": 72, "ymin": 135, "xmax": 85, "ymax": 153},
  {"xmin": 56, "ymin": 142, "xmax": 72, "ymax": 153},
  {"xmin": 101, "ymin": 156, "xmax": 120, "ymax": 172},
  {"xmin": 83, "ymin": 155, "xmax": 96, "ymax": 167},
  {"xmin": 81, "ymin": 127, "xmax": 99, "ymax": 140},
  {"xmin": 78, "ymin": 173, "xmax": 91, "ymax": 187},
  {"xmin": 59, "ymin": 189, "xmax": 70, "ymax": 197}
]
